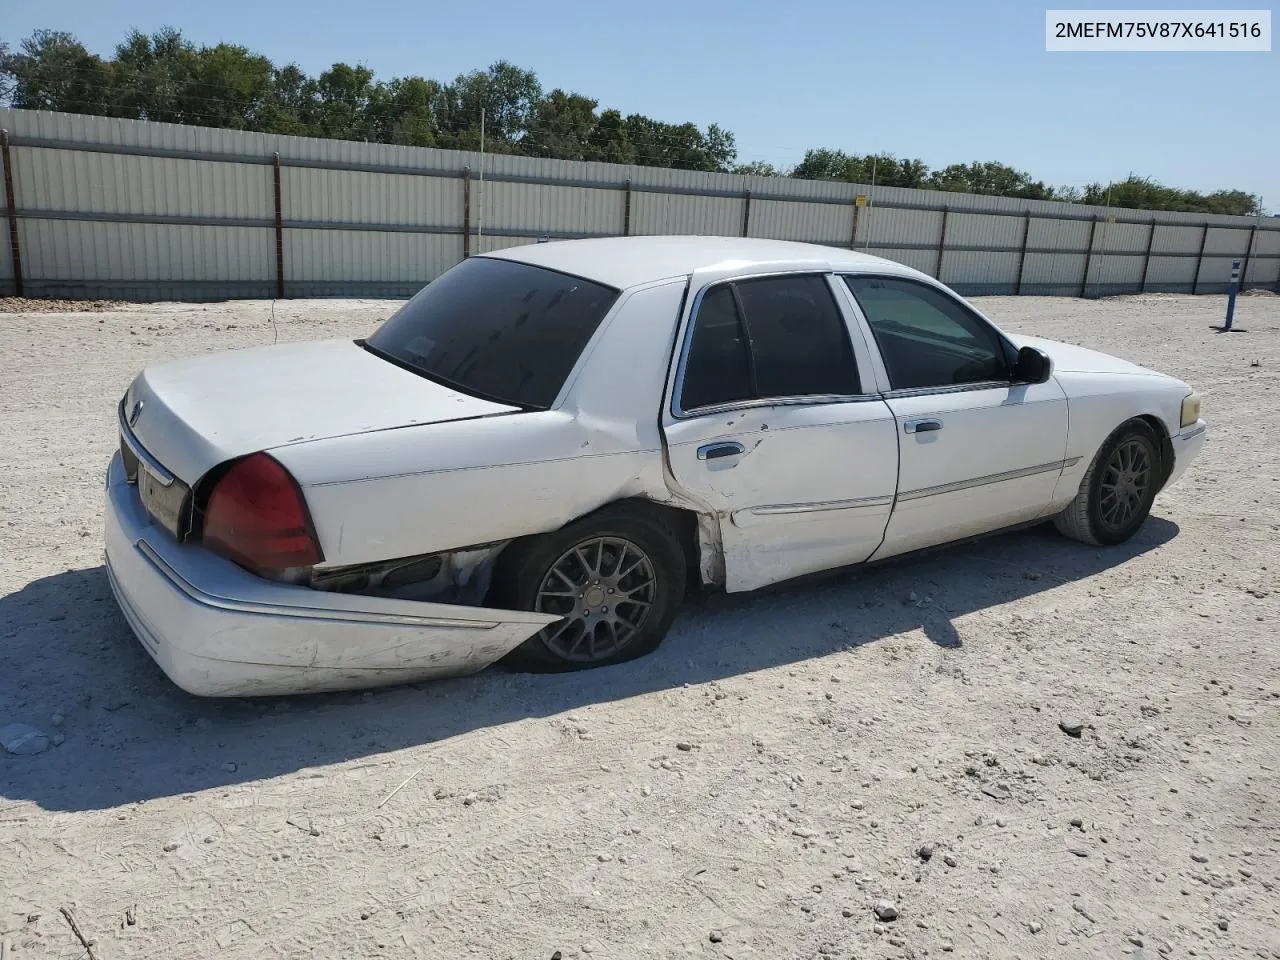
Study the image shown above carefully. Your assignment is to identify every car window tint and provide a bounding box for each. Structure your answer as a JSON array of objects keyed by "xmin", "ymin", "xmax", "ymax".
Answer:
[
  {"xmin": 366, "ymin": 257, "xmax": 619, "ymax": 409},
  {"xmin": 680, "ymin": 285, "xmax": 753, "ymax": 411},
  {"xmin": 735, "ymin": 275, "xmax": 860, "ymax": 398},
  {"xmin": 843, "ymin": 276, "xmax": 1009, "ymax": 390}
]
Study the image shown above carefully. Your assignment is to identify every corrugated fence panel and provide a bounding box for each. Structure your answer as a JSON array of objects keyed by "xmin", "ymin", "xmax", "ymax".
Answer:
[
  {"xmin": 747, "ymin": 199, "xmax": 849, "ymax": 245},
  {"xmin": 1153, "ymin": 225, "xmax": 1205, "ymax": 255},
  {"xmin": 866, "ymin": 247, "xmax": 936, "ymax": 275},
  {"xmin": 1204, "ymin": 227, "xmax": 1250, "ymax": 256},
  {"xmin": 1086, "ymin": 255, "xmax": 1145, "ymax": 294},
  {"xmin": 1195, "ymin": 255, "xmax": 1237, "ymax": 292},
  {"xmin": 2, "ymin": 108, "xmax": 1277, "ymax": 300},
  {"xmin": 19, "ymin": 219, "xmax": 272, "ymax": 299},
  {"xmin": 286, "ymin": 229, "xmax": 461, "ymax": 296},
  {"xmin": 632, "ymin": 193, "xmax": 741, "ymax": 237},
  {"xmin": 476, "ymin": 235, "xmax": 538, "ymax": 255},
  {"xmin": 1248, "ymin": 229, "xmax": 1280, "ymax": 286},
  {"xmin": 861, "ymin": 207, "xmax": 942, "ymax": 249},
  {"xmin": 15, "ymin": 146, "xmax": 269, "ymax": 219},
  {"xmin": 1145, "ymin": 254, "xmax": 1198, "ymax": 291},
  {"xmin": 284, "ymin": 168, "xmax": 457, "ymax": 228},
  {"xmin": 942, "ymin": 251, "xmax": 1020, "ymax": 294},
  {"xmin": 1020, "ymin": 251, "xmax": 1088, "ymax": 295},
  {"xmin": 1095, "ymin": 221, "xmax": 1148, "ymax": 254},
  {"xmin": 479, "ymin": 181, "xmax": 623, "ymax": 236},
  {"xmin": 1028, "ymin": 217, "xmax": 1091, "ymax": 252},
  {"xmin": 947, "ymin": 212, "xmax": 1023, "ymax": 251}
]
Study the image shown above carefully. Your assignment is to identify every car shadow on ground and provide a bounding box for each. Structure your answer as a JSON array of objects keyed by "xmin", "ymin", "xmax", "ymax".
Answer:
[{"xmin": 1, "ymin": 518, "xmax": 1176, "ymax": 812}]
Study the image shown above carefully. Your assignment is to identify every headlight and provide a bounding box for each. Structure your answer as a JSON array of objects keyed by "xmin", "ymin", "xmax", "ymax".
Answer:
[{"xmin": 1180, "ymin": 392, "xmax": 1201, "ymax": 428}]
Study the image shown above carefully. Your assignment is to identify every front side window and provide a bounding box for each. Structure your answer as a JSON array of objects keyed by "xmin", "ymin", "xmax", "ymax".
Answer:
[
  {"xmin": 366, "ymin": 256, "xmax": 620, "ymax": 409},
  {"xmin": 843, "ymin": 275, "xmax": 1011, "ymax": 391},
  {"xmin": 678, "ymin": 274, "xmax": 861, "ymax": 412}
]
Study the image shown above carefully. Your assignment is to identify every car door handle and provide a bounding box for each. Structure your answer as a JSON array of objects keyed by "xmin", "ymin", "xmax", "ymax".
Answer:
[
  {"xmin": 698, "ymin": 441, "xmax": 745, "ymax": 461},
  {"xmin": 904, "ymin": 418, "xmax": 943, "ymax": 434}
]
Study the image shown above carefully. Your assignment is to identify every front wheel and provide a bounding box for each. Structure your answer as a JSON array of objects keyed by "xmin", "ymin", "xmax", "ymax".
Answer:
[
  {"xmin": 492, "ymin": 507, "xmax": 686, "ymax": 671},
  {"xmin": 1053, "ymin": 420, "xmax": 1162, "ymax": 546}
]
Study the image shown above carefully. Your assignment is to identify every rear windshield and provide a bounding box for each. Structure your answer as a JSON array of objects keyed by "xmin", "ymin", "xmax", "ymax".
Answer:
[{"xmin": 365, "ymin": 256, "xmax": 620, "ymax": 409}]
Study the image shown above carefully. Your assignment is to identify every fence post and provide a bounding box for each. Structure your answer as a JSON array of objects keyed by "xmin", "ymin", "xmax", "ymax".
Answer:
[
  {"xmin": 848, "ymin": 201, "xmax": 860, "ymax": 250},
  {"xmin": 1, "ymin": 130, "xmax": 22, "ymax": 297},
  {"xmin": 741, "ymin": 189, "xmax": 751, "ymax": 238},
  {"xmin": 462, "ymin": 166, "xmax": 471, "ymax": 258},
  {"xmin": 1223, "ymin": 259, "xmax": 1241, "ymax": 329},
  {"xmin": 1013, "ymin": 213, "xmax": 1031, "ymax": 295},
  {"xmin": 623, "ymin": 178, "xmax": 632, "ymax": 236},
  {"xmin": 1239, "ymin": 224, "xmax": 1258, "ymax": 292},
  {"xmin": 935, "ymin": 207, "xmax": 949, "ymax": 280},
  {"xmin": 272, "ymin": 152, "xmax": 285, "ymax": 299},
  {"xmin": 1079, "ymin": 217, "xmax": 1098, "ymax": 298},
  {"xmin": 1190, "ymin": 224, "xmax": 1209, "ymax": 294},
  {"xmin": 1139, "ymin": 221, "xmax": 1157, "ymax": 292}
]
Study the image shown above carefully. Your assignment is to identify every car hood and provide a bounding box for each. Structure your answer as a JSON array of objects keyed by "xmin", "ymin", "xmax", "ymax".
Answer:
[
  {"xmin": 1012, "ymin": 335, "xmax": 1159, "ymax": 376},
  {"xmin": 124, "ymin": 339, "xmax": 518, "ymax": 483}
]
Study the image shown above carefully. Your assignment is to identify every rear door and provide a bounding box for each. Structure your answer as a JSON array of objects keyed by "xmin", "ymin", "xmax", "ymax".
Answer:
[
  {"xmin": 841, "ymin": 274, "xmax": 1069, "ymax": 559},
  {"xmin": 662, "ymin": 271, "xmax": 899, "ymax": 592}
]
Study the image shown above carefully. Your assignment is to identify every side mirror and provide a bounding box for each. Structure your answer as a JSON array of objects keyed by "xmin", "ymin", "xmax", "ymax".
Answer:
[{"xmin": 1014, "ymin": 345, "xmax": 1052, "ymax": 384}]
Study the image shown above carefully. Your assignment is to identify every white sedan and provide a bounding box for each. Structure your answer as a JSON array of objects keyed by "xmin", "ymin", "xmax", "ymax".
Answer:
[{"xmin": 105, "ymin": 236, "xmax": 1207, "ymax": 696}]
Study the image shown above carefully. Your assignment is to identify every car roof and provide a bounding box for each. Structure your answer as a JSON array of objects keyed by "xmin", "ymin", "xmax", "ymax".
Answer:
[{"xmin": 480, "ymin": 235, "xmax": 931, "ymax": 290}]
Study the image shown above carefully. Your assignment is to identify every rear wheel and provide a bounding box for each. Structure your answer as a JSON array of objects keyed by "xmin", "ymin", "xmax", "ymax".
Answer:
[
  {"xmin": 1053, "ymin": 420, "xmax": 1162, "ymax": 546},
  {"xmin": 493, "ymin": 508, "xmax": 685, "ymax": 671}
]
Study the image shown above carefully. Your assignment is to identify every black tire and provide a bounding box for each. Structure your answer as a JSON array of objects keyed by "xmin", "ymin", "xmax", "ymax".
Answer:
[
  {"xmin": 492, "ymin": 506, "xmax": 686, "ymax": 672},
  {"xmin": 1053, "ymin": 419, "xmax": 1162, "ymax": 546}
]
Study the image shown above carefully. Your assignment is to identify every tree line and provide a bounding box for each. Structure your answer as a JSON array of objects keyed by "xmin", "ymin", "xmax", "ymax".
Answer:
[{"xmin": 0, "ymin": 29, "xmax": 1262, "ymax": 216}]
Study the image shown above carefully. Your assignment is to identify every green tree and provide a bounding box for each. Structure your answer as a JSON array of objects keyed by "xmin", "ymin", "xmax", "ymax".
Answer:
[
  {"xmin": 184, "ymin": 43, "xmax": 274, "ymax": 130},
  {"xmin": 621, "ymin": 115, "xmax": 736, "ymax": 171},
  {"xmin": 1082, "ymin": 176, "xmax": 1257, "ymax": 215},
  {"xmin": 1, "ymin": 30, "xmax": 115, "ymax": 114},
  {"xmin": 258, "ymin": 63, "xmax": 318, "ymax": 135},
  {"xmin": 792, "ymin": 149, "xmax": 927, "ymax": 187},
  {"xmin": 528, "ymin": 89, "xmax": 599, "ymax": 160},
  {"xmin": 433, "ymin": 61, "xmax": 541, "ymax": 150},
  {"xmin": 586, "ymin": 108, "xmax": 637, "ymax": 164},
  {"xmin": 111, "ymin": 28, "xmax": 196, "ymax": 123},
  {"xmin": 926, "ymin": 161, "xmax": 1053, "ymax": 199},
  {"xmin": 734, "ymin": 161, "xmax": 785, "ymax": 177},
  {"xmin": 312, "ymin": 63, "xmax": 380, "ymax": 140}
]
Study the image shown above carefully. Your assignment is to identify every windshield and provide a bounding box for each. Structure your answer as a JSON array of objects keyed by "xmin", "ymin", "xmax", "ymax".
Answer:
[{"xmin": 365, "ymin": 257, "xmax": 620, "ymax": 409}]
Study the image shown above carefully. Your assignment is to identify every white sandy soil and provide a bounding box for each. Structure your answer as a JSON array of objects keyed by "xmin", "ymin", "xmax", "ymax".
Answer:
[{"xmin": 1, "ymin": 292, "xmax": 1277, "ymax": 960}]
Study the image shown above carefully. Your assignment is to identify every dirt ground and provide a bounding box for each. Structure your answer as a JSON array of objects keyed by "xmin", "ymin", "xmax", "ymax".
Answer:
[{"xmin": 1, "ymin": 291, "xmax": 1277, "ymax": 960}]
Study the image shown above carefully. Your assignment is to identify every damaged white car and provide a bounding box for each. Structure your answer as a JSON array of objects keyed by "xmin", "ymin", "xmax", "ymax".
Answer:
[{"xmin": 105, "ymin": 236, "xmax": 1207, "ymax": 696}]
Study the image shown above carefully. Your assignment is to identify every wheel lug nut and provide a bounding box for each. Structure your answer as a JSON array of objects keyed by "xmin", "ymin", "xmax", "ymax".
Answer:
[{"xmin": 601, "ymin": 607, "xmax": 608, "ymax": 614}]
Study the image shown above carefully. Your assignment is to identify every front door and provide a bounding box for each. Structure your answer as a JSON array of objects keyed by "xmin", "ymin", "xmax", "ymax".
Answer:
[
  {"xmin": 841, "ymin": 274, "xmax": 1070, "ymax": 560},
  {"xmin": 662, "ymin": 272, "xmax": 899, "ymax": 592}
]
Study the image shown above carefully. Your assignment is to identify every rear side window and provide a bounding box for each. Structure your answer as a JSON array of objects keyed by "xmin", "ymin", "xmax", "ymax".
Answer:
[
  {"xmin": 678, "ymin": 274, "xmax": 860, "ymax": 412},
  {"xmin": 680, "ymin": 286, "xmax": 754, "ymax": 411},
  {"xmin": 366, "ymin": 257, "xmax": 619, "ymax": 409}
]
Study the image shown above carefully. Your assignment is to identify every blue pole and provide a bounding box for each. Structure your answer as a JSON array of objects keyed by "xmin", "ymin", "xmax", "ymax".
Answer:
[{"xmin": 1224, "ymin": 259, "xmax": 1241, "ymax": 330}]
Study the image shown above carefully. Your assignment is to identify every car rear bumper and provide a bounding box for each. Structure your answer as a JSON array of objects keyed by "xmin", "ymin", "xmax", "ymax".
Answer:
[
  {"xmin": 104, "ymin": 452, "xmax": 556, "ymax": 697},
  {"xmin": 1165, "ymin": 420, "xmax": 1207, "ymax": 490}
]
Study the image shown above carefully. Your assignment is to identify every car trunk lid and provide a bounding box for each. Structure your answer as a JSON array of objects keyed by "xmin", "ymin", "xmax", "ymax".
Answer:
[{"xmin": 123, "ymin": 338, "xmax": 519, "ymax": 486}]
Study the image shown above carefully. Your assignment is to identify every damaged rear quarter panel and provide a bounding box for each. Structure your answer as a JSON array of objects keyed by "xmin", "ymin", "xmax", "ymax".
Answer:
[{"xmin": 271, "ymin": 279, "xmax": 694, "ymax": 571}]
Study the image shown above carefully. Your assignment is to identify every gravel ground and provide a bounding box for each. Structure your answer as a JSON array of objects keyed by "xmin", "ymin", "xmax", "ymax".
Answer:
[{"xmin": 1, "ymin": 293, "xmax": 1277, "ymax": 960}]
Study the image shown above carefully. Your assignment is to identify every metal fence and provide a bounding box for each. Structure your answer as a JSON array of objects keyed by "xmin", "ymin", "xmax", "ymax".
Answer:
[{"xmin": 2, "ymin": 107, "xmax": 1277, "ymax": 301}]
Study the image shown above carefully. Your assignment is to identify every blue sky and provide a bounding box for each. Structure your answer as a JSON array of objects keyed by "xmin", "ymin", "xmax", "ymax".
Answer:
[{"xmin": 7, "ymin": 0, "xmax": 1278, "ymax": 206}]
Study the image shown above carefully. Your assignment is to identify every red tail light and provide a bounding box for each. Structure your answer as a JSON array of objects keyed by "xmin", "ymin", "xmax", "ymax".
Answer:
[{"xmin": 202, "ymin": 453, "xmax": 323, "ymax": 573}]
